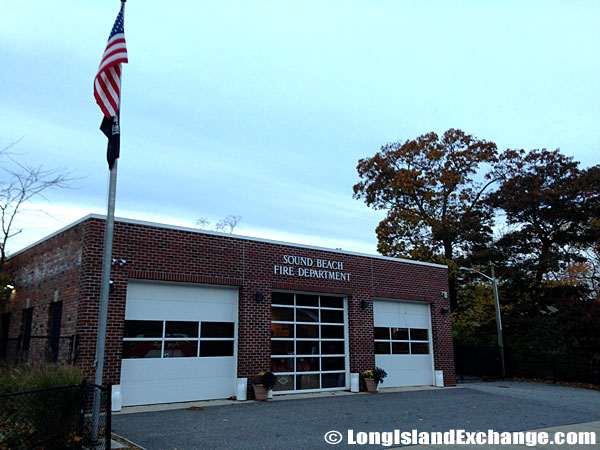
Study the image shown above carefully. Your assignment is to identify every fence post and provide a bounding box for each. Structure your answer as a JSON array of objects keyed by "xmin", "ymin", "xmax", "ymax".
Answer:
[
  {"xmin": 78, "ymin": 379, "xmax": 87, "ymax": 443},
  {"xmin": 106, "ymin": 382, "xmax": 112, "ymax": 450}
]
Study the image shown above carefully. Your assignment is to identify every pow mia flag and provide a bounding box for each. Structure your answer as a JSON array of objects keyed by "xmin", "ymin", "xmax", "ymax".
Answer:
[{"xmin": 100, "ymin": 115, "xmax": 120, "ymax": 169}]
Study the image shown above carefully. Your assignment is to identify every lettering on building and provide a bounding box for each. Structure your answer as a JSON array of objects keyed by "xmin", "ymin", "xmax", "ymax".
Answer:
[{"xmin": 274, "ymin": 255, "xmax": 350, "ymax": 281}]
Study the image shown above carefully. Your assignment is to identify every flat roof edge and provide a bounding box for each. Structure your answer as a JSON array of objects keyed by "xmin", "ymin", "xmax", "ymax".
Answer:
[
  {"xmin": 9, "ymin": 214, "xmax": 448, "ymax": 270},
  {"xmin": 7, "ymin": 214, "xmax": 97, "ymax": 259}
]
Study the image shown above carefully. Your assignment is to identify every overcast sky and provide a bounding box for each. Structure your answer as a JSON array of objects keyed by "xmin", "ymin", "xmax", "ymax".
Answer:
[{"xmin": 2, "ymin": 0, "xmax": 599, "ymax": 256}]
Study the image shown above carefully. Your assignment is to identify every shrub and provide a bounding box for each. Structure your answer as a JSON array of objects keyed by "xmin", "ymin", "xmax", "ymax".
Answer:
[{"xmin": 0, "ymin": 365, "xmax": 82, "ymax": 450}]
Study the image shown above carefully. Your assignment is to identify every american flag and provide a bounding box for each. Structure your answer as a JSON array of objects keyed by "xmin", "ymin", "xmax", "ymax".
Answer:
[{"xmin": 94, "ymin": 3, "xmax": 128, "ymax": 118}]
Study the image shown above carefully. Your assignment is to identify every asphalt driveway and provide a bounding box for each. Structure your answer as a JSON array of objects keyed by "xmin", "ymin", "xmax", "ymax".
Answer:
[{"xmin": 113, "ymin": 382, "xmax": 600, "ymax": 450}]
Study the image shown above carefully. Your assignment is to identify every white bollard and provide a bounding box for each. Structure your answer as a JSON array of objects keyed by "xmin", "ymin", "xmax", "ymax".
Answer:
[
  {"xmin": 350, "ymin": 373, "xmax": 360, "ymax": 392},
  {"xmin": 434, "ymin": 370, "xmax": 444, "ymax": 387},
  {"xmin": 236, "ymin": 378, "xmax": 248, "ymax": 401},
  {"xmin": 267, "ymin": 389, "xmax": 273, "ymax": 399},
  {"xmin": 111, "ymin": 385, "xmax": 122, "ymax": 412}
]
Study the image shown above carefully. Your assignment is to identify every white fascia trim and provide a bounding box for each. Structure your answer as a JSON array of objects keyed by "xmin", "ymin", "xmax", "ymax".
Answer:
[
  {"xmin": 9, "ymin": 213, "xmax": 448, "ymax": 270},
  {"xmin": 7, "ymin": 214, "xmax": 95, "ymax": 259}
]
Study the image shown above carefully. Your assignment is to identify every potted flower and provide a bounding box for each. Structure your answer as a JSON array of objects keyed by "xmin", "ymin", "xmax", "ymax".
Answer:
[
  {"xmin": 252, "ymin": 371, "xmax": 277, "ymax": 401},
  {"xmin": 361, "ymin": 366, "xmax": 387, "ymax": 393}
]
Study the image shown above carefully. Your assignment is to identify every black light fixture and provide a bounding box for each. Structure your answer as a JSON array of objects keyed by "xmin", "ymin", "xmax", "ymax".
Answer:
[
  {"xmin": 440, "ymin": 306, "xmax": 450, "ymax": 314},
  {"xmin": 360, "ymin": 300, "xmax": 369, "ymax": 309},
  {"xmin": 5, "ymin": 282, "xmax": 15, "ymax": 291},
  {"xmin": 255, "ymin": 293, "xmax": 265, "ymax": 303},
  {"xmin": 109, "ymin": 279, "xmax": 115, "ymax": 294}
]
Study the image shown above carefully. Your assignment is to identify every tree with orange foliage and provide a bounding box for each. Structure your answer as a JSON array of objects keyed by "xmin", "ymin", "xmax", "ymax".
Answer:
[{"xmin": 353, "ymin": 128, "xmax": 498, "ymax": 263}]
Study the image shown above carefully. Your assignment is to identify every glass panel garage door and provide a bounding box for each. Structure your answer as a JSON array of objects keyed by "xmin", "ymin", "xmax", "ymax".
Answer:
[{"xmin": 271, "ymin": 292, "xmax": 347, "ymax": 393}]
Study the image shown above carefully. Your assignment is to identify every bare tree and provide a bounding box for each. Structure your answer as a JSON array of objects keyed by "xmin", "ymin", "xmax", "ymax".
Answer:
[
  {"xmin": 1, "ymin": 140, "xmax": 73, "ymax": 267},
  {"xmin": 195, "ymin": 215, "xmax": 242, "ymax": 234},
  {"xmin": 195, "ymin": 217, "xmax": 211, "ymax": 230},
  {"xmin": 215, "ymin": 215, "xmax": 241, "ymax": 234}
]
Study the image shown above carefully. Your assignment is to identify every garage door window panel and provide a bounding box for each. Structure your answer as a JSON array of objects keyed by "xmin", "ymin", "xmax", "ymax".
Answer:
[
  {"xmin": 392, "ymin": 328, "xmax": 409, "ymax": 340},
  {"xmin": 122, "ymin": 341, "xmax": 162, "ymax": 359},
  {"xmin": 123, "ymin": 320, "xmax": 235, "ymax": 359},
  {"xmin": 321, "ymin": 325, "xmax": 344, "ymax": 339},
  {"xmin": 200, "ymin": 340, "xmax": 234, "ymax": 357},
  {"xmin": 296, "ymin": 341, "xmax": 319, "ymax": 355},
  {"xmin": 164, "ymin": 340, "xmax": 198, "ymax": 358},
  {"xmin": 374, "ymin": 342, "xmax": 390, "ymax": 354},
  {"xmin": 321, "ymin": 309, "xmax": 343, "ymax": 324},
  {"xmin": 411, "ymin": 343, "xmax": 429, "ymax": 354},
  {"xmin": 165, "ymin": 321, "xmax": 198, "ymax": 338},
  {"xmin": 272, "ymin": 307, "xmax": 294, "ymax": 322},
  {"xmin": 392, "ymin": 342, "xmax": 409, "ymax": 354},
  {"xmin": 124, "ymin": 320, "xmax": 163, "ymax": 338},
  {"xmin": 271, "ymin": 323, "xmax": 294, "ymax": 338},
  {"xmin": 321, "ymin": 341, "xmax": 344, "ymax": 355},
  {"xmin": 296, "ymin": 308, "xmax": 319, "ymax": 323},
  {"xmin": 322, "ymin": 373, "xmax": 345, "ymax": 388},
  {"xmin": 296, "ymin": 324, "xmax": 318, "ymax": 338},
  {"xmin": 374, "ymin": 327, "xmax": 390, "ymax": 340},
  {"xmin": 271, "ymin": 357, "xmax": 294, "ymax": 372},
  {"xmin": 272, "ymin": 292, "xmax": 294, "ymax": 305},
  {"xmin": 374, "ymin": 326, "xmax": 430, "ymax": 355},
  {"xmin": 201, "ymin": 322, "xmax": 234, "ymax": 338},
  {"xmin": 199, "ymin": 322, "xmax": 235, "ymax": 357},
  {"xmin": 271, "ymin": 340, "xmax": 294, "ymax": 355},
  {"xmin": 320, "ymin": 296, "xmax": 343, "ymax": 308},
  {"xmin": 410, "ymin": 329, "xmax": 428, "ymax": 341},
  {"xmin": 296, "ymin": 374, "xmax": 320, "ymax": 390},
  {"xmin": 296, "ymin": 294, "xmax": 319, "ymax": 307},
  {"xmin": 322, "ymin": 357, "xmax": 345, "ymax": 371},
  {"xmin": 296, "ymin": 357, "xmax": 319, "ymax": 372},
  {"xmin": 270, "ymin": 292, "xmax": 347, "ymax": 393}
]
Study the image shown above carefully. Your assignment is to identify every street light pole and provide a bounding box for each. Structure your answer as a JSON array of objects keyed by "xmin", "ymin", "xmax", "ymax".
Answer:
[
  {"xmin": 459, "ymin": 264, "xmax": 506, "ymax": 377},
  {"xmin": 489, "ymin": 264, "xmax": 506, "ymax": 377}
]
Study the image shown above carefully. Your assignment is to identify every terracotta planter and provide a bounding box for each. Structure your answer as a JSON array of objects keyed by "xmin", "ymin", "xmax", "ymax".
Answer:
[
  {"xmin": 364, "ymin": 378, "xmax": 378, "ymax": 393},
  {"xmin": 253, "ymin": 384, "xmax": 269, "ymax": 401}
]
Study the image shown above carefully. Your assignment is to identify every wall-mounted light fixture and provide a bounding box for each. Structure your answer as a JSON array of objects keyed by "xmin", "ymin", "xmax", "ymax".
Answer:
[
  {"xmin": 440, "ymin": 306, "xmax": 450, "ymax": 314},
  {"xmin": 5, "ymin": 283, "xmax": 15, "ymax": 290},
  {"xmin": 360, "ymin": 300, "xmax": 369, "ymax": 309},
  {"xmin": 255, "ymin": 293, "xmax": 265, "ymax": 303},
  {"xmin": 109, "ymin": 279, "xmax": 115, "ymax": 294},
  {"xmin": 440, "ymin": 290, "xmax": 448, "ymax": 298}
]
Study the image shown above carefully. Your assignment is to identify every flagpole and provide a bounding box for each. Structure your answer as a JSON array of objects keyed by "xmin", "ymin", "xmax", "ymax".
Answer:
[
  {"xmin": 91, "ymin": 159, "xmax": 118, "ymax": 443},
  {"xmin": 91, "ymin": 0, "xmax": 125, "ymax": 442}
]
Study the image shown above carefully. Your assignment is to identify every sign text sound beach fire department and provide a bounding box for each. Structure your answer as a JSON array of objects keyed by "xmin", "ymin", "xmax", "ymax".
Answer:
[{"xmin": 274, "ymin": 255, "xmax": 351, "ymax": 281}]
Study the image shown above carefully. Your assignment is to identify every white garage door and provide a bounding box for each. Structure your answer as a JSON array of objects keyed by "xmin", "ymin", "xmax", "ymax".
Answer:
[
  {"xmin": 373, "ymin": 300, "xmax": 434, "ymax": 387},
  {"xmin": 120, "ymin": 282, "xmax": 238, "ymax": 406}
]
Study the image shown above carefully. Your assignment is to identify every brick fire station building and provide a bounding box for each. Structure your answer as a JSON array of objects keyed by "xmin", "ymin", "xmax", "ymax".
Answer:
[{"xmin": 1, "ymin": 214, "xmax": 455, "ymax": 406}]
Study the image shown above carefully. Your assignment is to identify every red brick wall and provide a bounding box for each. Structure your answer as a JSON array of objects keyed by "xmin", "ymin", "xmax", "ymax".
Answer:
[
  {"xmin": 5, "ymin": 216, "xmax": 456, "ymax": 389},
  {"xmin": 2, "ymin": 222, "xmax": 84, "ymax": 359}
]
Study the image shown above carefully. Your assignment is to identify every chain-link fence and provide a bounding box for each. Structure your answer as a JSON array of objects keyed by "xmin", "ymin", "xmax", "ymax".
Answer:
[
  {"xmin": 455, "ymin": 344, "xmax": 600, "ymax": 385},
  {"xmin": 0, "ymin": 335, "xmax": 78, "ymax": 367},
  {"xmin": 81, "ymin": 382, "xmax": 112, "ymax": 450},
  {"xmin": 0, "ymin": 383, "xmax": 84, "ymax": 449},
  {"xmin": 0, "ymin": 380, "xmax": 112, "ymax": 450}
]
